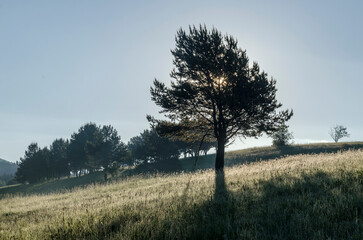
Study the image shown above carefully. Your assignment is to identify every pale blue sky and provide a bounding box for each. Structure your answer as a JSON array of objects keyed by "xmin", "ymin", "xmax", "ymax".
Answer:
[{"xmin": 1, "ymin": 0, "xmax": 362, "ymax": 162}]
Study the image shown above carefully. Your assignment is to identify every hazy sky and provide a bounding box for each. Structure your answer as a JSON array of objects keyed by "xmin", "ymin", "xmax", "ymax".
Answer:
[{"xmin": 1, "ymin": 0, "xmax": 362, "ymax": 162}]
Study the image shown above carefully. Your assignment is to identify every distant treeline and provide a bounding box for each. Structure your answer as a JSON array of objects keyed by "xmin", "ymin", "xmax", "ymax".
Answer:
[{"xmin": 15, "ymin": 123, "xmax": 215, "ymax": 184}]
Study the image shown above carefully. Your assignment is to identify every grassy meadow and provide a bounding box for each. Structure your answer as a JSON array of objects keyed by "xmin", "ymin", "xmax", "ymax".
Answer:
[
  {"xmin": 180, "ymin": 141, "xmax": 363, "ymax": 170},
  {"xmin": 1, "ymin": 147, "xmax": 362, "ymax": 239}
]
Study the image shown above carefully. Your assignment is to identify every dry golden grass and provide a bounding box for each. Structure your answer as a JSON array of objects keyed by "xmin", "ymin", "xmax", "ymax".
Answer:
[{"xmin": 1, "ymin": 150, "xmax": 362, "ymax": 239}]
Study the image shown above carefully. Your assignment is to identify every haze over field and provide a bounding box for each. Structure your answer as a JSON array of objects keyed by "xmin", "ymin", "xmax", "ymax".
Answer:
[{"xmin": 1, "ymin": 0, "xmax": 362, "ymax": 162}]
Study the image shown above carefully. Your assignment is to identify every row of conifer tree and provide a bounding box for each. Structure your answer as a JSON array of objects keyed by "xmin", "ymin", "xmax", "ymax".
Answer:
[{"xmin": 15, "ymin": 122, "xmax": 215, "ymax": 183}]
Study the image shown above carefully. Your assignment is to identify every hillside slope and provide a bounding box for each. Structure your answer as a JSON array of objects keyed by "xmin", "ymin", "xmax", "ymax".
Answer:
[
  {"xmin": 180, "ymin": 141, "xmax": 363, "ymax": 170},
  {"xmin": 0, "ymin": 150, "xmax": 362, "ymax": 239},
  {"xmin": 0, "ymin": 158, "xmax": 17, "ymax": 186},
  {"xmin": 0, "ymin": 158, "xmax": 17, "ymax": 176},
  {"xmin": 2, "ymin": 142, "xmax": 361, "ymax": 196}
]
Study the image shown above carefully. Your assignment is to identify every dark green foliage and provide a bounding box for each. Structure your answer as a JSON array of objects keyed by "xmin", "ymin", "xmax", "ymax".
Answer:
[
  {"xmin": 148, "ymin": 117, "xmax": 216, "ymax": 160},
  {"xmin": 14, "ymin": 123, "xmax": 130, "ymax": 184},
  {"xmin": 68, "ymin": 123, "xmax": 99, "ymax": 175},
  {"xmin": 150, "ymin": 25, "xmax": 292, "ymax": 171},
  {"xmin": 329, "ymin": 125, "xmax": 350, "ymax": 143},
  {"xmin": 128, "ymin": 129, "xmax": 181, "ymax": 171},
  {"xmin": 16, "ymin": 140, "xmax": 70, "ymax": 184},
  {"xmin": 68, "ymin": 123, "xmax": 130, "ymax": 178},
  {"xmin": 199, "ymin": 140, "xmax": 216, "ymax": 155},
  {"xmin": 15, "ymin": 143, "xmax": 50, "ymax": 183},
  {"xmin": 176, "ymin": 138, "xmax": 216, "ymax": 158},
  {"xmin": 271, "ymin": 124, "xmax": 293, "ymax": 147},
  {"xmin": 85, "ymin": 125, "xmax": 130, "ymax": 180},
  {"xmin": 127, "ymin": 134, "xmax": 146, "ymax": 161},
  {"xmin": 142, "ymin": 129, "xmax": 180, "ymax": 163},
  {"xmin": 49, "ymin": 138, "xmax": 70, "ymax": 179}
]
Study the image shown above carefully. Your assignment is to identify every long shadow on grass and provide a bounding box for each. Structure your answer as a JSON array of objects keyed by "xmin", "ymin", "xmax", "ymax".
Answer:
[
  {"xmin": 162, "ymin": 170, "xmax": 363, "ymax": 240},
  {"xmin": 44, "ymin": 170, "xmax": 363, "ymax": 240},
  {"xmin": 227, "ymin": 171, "xmax": 363, "ymax": 240},
  {"xmin": 174, "ymin": 171, "xmax": 240, "ymax": 239}
]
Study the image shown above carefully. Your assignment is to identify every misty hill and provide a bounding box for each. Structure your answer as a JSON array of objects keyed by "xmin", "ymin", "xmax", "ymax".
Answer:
[
  {"xmin": 0, "ymin": 158, "xmax": 17, "ymax": 186},
  {"xmin": 0, "ymin": 158, "xmax": 17, "ymax": 176}
]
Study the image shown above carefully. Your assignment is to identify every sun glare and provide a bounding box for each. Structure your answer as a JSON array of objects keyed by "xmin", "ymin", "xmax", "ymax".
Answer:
[{"xmin": 214, "ymin": 77, "xmax": 226, "ymax": 86}]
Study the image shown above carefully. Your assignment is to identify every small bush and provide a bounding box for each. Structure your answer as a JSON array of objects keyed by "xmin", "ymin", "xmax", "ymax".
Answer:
[{"xmin": 271, "ymin": 124, "xmax": 294, "ymax": 147}]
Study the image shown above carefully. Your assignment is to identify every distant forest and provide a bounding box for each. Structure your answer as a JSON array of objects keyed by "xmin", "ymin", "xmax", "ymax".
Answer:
[{"xmin": 14, "ymin": 122, "xmax": 216, "ymax": 184}]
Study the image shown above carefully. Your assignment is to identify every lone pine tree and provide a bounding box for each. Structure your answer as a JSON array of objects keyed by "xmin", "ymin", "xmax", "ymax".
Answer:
[{"xmin": 150, "ymin": 25, "xmax": 292, "ymax": 172}]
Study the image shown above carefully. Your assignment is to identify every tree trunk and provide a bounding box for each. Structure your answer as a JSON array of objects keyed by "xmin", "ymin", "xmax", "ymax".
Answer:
[{"xmin": 215, "ymin": 135, "xmax": 225, "ymax": 172}]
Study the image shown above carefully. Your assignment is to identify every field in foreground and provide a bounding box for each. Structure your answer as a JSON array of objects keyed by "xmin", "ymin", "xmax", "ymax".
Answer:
[{"xmin": 1, "ymin": 150, "xmax": 363, "ymax": 239}]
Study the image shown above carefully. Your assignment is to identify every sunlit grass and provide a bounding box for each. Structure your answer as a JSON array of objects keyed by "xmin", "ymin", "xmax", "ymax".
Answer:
[
  {"xmin": 1, "ymin": 150, "xmax": 362, "ymax": 239},
  {"xmin": 180, "ymin": 141, "xmax": 363, "ymax": 170}
]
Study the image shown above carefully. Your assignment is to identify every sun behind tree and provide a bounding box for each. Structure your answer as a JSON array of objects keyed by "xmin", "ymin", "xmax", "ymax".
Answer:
[{"xmin": 149, "ymin": 25, "xmax": 293, "ymax": 172}]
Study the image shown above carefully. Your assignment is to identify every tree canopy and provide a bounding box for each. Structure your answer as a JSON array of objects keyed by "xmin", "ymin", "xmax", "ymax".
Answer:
[
  {"xmin": 15, "ymin": 143, "xmax": 50, "ymax": 183},
  {"xmin": 329, "ymin": 125, "xmax": 350, "ymax": 143},
  {"xmin": 150, "ymin": 25, "xmax": 293, "ymax": 171},
  {"xmin": 49, "ymin": 138, "xmax": 69, "ymax": 179},
  {"xmin": 15, "ymin": 123, "xmax": 131, "ymax": 183},
  {"xmin": 128, "ymin": 129, "xmax": 181, "ymax": 171},
  {"xmin": 271, "ymin": 124, "xmax": 294, "ymax": 147}
]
